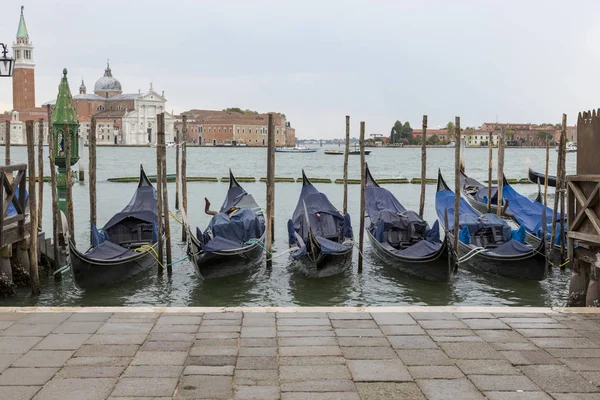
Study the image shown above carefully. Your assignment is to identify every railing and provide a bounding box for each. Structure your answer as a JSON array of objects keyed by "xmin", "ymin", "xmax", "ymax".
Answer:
[{"xmin": 0, "ymin": 164, "xmax": 27, "ymax": 247}]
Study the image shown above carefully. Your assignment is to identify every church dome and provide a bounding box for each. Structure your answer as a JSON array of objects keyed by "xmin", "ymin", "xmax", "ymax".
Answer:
[{"xmin": 94, "ymin": 62, "xmax": 122, "ymax": 92}]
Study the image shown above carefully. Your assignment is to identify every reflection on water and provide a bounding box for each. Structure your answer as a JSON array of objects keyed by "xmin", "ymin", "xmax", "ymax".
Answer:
[{"xmin": 0, "ymin": 145, "xmax": 573, "ymax": 307}]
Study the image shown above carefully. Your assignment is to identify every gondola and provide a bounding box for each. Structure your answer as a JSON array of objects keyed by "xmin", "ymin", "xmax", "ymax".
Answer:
[
  {"xmin": 459, "ymin": 170, "xmax": 502, "ymax": 215},
  {"xmin": 436, "ymin": 171, "xmax": 546, "ymax": 280},
  {"xmin": 528, "ymin": 168, "xmax": 556, "ymax": 187},
  {"xmin": 68, "ymin": 165, "xmax": 161, "ymax": 288},
  {"xmin": 287, "ymin": 170, "xmax": 353, "ymax": 277},
  {"xmin": 187, "ymin": 170, "xmax": 265, "ymax": 279},
  {"xmin": 364, "ymin": 164, "xmax": 450, "ymax": 282}
]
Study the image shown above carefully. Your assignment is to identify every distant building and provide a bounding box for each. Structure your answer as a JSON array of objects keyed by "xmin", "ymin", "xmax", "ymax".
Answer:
[
  {"xmin": 481, "ymin": 122, "xmax": 576, "ymax": 146},
  {"xmin": 463, "ymin": 130, "xmax": 497, "ymax": 146},
  {"xmin": 175, "ymin": 110, "xmax": 295, "ymax": 146}
]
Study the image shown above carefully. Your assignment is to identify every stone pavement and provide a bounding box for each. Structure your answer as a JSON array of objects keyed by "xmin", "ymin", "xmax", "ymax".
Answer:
[{"xmin": 0, "ymin": 307, "xmax": 600, "ymax": 400}]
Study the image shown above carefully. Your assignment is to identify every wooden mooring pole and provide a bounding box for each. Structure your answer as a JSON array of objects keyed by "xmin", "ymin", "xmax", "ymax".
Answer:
[
  {"xmin": 25, "ymin": 121, "xmax": 40, "ymax": 295},
  {"xmin": 89, "ymin": 117, "xmax": 97, "ymax": 244},
  {"xmin": 181, "ymin": 115, "xmax": 188, "ymax": 242},
  {"xmin": 64, "ymin": 124, "xmax": 75, "ymax": 245},
  {"xmin": 419, "ymin": 115, "xmax": 427, "ymax": 217},
  {"xmin": 487, "ymin": 131, "xmax": 493, "ymax": 213},
  {"xmin": 37, "ymin": 119, "xmax": 44, "ymax": 230},
  {"xmin": 559, "ymin": 114, "xmax": 567, "ymax": 265},
  {"xmin": 175, "ymin": 128, "xmax": 180, "ymax": 211},
  {"xmin": 343, "ymin": 116, "xmax": 350, "ymax": 214},
  {"xmin": 156, "ymin": 119, "xmax": 164, "ymax": 273},
  {"xmin": 5, "ymin": 119, "xmax": 10, "ymax": 166},
  {"xmin": 159, "ymin": 114, "xmax": 172, "ymax": 274},
  {"xmin": 544, "ymin": 136, "xmax": 549, "ymax": 208},
  {"xmin": 453, "ymin": 117, "xmax": 461, "ymax": 254},
  {"xmin": 358, "ymin": 121, "xmax": 366, "ymax": 274},
  {"xmin": 266, "ymin": 113, "xmax": 275, "ymax": 267},
  {"xmin": 47, "ymin": 105, "xmax": 60, "ymax": 279},
  {"xmin": 496, "ymin": 126, "xmax": 505, "ymax": 217}
]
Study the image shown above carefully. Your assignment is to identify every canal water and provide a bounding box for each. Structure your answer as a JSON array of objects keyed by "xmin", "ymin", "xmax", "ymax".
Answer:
[{"xmin": 0, "ymin": 144, "xmax": 575, "ymax": 307}]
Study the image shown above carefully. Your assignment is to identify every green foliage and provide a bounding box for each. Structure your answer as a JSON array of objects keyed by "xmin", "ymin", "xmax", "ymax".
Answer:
[
  {"xmin": 536, "ymin": 131, "xmax": 553, "ymax": 139},
  {"xmin": 427, "ymin": 134, "xmax": 440, "ymax": 145},
  {"xmin": 390, "ymin": 120, "xmax": 413, "ymax": 143},
  {"xmin": 223, "ymin": 108, "xmax": 258, "ymax": 115},
  {"xmin": 390, "ymin": 120, "xmax": 403, "ymax": 143}
]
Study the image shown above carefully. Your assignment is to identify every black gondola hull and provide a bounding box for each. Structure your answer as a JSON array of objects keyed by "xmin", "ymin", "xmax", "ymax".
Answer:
[
  {"xmin": 529, "ymin": 168, "xmax": 556, "ymax": 187},
  {"xmin": 188, "ymin": 229, "xmax": 265, "ymax": 279},
  {"xmin": 367, "ymin": 231, "xmax": 451, "ymax": 282},
  {"xmin": 292, "ymin": 247, "xmax": 353, "ymax": 278},
  {"xmin": 69, "ymin": 241, "xmax": 159, "ymax": 288}
]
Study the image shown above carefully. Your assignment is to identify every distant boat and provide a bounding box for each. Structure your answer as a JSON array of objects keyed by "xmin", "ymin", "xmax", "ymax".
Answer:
[
  {"xmin": 446, "ymin": 142, "xmax": 456, "ymax": 148},
  {"xmin": 275, "ymin": 146, "xmax": 317, "ymax": 153},
  {"xmin": 556, "ymin": 141, "xmax": 576, "ymax": 153},
  {"xmin": 528, "ymin": 168, "xmax": 556, "ymax": 187},
  {"xmin": 324, "ymin": 145, "xmax": 371, "ymax": 156}
]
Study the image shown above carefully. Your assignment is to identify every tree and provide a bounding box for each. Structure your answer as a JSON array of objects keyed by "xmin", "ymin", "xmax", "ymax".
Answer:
[
  {"xmin": 505, "ymin": 129, "xmax": 515, "ymax": 141},
  {"xmin": 223, "ymin": 108, "xmax": 258, "ymax": 115},
  {"xmin": 427, "ymin": 134, "xmax": 440, "ymax": 145},
  {"xmin": 390, "ymin": 120, "xmax": 403, "ymax": 144},
  {"xmin": 400, "ymin": 121, "xmax": 413, "ymax": 142},
  {"xmin": 446, "ymin": 121, "xmax": 456, "ymax": 140}
]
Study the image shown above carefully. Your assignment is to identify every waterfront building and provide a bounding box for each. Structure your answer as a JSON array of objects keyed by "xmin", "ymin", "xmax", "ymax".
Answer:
[
  {"xmin": 175, "ymin": 110, "xmax": 296, "ymax": 146},
  {"xmin": 481, "ymin": 122, "xmax": 577, "ymax": 146}
]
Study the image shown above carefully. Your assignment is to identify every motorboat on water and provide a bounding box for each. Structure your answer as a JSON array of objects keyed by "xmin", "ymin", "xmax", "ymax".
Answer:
[
  {"xmin": 556, "ymin": 141, "xmax": 576, "ymax": 153},
  {"xmin": 275, "ymin": 146, "xmax": 317, "ymax": 153}
]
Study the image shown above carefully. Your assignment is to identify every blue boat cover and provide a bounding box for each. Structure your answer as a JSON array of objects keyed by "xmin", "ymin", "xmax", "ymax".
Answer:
[
  {"xmin": 84, "ymin": 240, "xmax": 137, "ymax": 260},
  {"xmin": 436, "ymin": 179, "xmax": 535, "ymax": 257},
  {"xmin": 289, "ymin": 175, "xmax": 353, "ymax": 259},
  {"xmin": 502, "ymin": 182, "xmax": 561, "ymax": 238},
  {"xmin": 197, "ymin": 173, "xmax": 265, "ymax": 254},
  {"xmin": 7, "ymin": 190, "xmax": 28, "ymax": 217},
  {"xmin": 461, "ymin": 172, "xmax": 499, "ymax": 205},
  {"xmin": 366, "ymin": 184, "xmax": 442, "ymax": 258}
]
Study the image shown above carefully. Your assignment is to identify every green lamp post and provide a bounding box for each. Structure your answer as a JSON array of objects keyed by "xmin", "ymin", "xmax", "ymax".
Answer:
[{"xmin": 51, "ymin": 68, "xmax": 80, "ymax": 214}]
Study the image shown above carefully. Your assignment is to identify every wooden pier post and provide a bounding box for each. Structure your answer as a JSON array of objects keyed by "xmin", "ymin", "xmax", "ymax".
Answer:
[
  {"xmin": 47, "ymin": 106, "xmax": 60, "ymax": 280},
  {"xmin": 4, "ymin": 119, "xmax": 10, "ymax": 166},
  {"xmin": 496, "ymin": 126, "xmax": 505, "ymax": 217},
  {"xmin": 64, "ymin": 124, "xmax": 75, "ymax": 245},
  {"xmin": 358, "ymin": 121, "xmax": 366, "ymax": 274},
  {"xmin": 159, "ymin": 114, "xmax": 172, "ymax": 274},
  {"xmin": 266, "ymin": 113, "xmax": 275, "ymax": 267},
  {"xmin": 419, "ymin": 115, "xmax": 427, "ymax": 217},
  {"xmin": 89, "ymin": 117, "xmax": 97, "ymax": 245},
  {"xmin": 156, "ymin": 117, "xmax": 164, "ymax": 272},
  {"xmin": 175, "ymin": 128, "xmax": 180, "ymax": 211},
  {"xmin": 343, "ymin": 116, "xmax": 350, "ymax": 214},
  {"xmin": 181, "ymin": 115, "xmax": 188, "ymax": 242},
  {"xmin": 37, "ymin": 119, "xmax": 44, "ymax": 230},
  {"xmin": 544, "ymin": 135, "xmax": 549, "ymax": 207},
  {"xmin": 25, "ymin": 121, "xmax": 40, "ymax": 295},
  {"xmin": 453, "ymin": 117, "xmax": 461, "ymax": 255},
  {"xmin": 487, "ymin": 131, "xmax": 493, "ymax": 213},
  {"xmin": 559, "ymin": 114, "xmax": 567, "ymax": 264}
]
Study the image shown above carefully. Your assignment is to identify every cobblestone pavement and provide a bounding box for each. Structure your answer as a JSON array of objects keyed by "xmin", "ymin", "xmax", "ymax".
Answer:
[{"xmin": 0, "ymin": 307, "xmax": 599, "ymax": 399}]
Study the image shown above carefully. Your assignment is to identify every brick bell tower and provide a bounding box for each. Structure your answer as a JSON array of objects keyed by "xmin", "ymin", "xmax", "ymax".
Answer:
[{"xmin": 12, "ymin": 6, "xmax": 36, "ymax": 112}]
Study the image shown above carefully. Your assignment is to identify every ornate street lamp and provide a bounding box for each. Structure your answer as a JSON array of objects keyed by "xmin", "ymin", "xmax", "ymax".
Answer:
[{"xmin": 0, "ymin": 43, "xmax": 15, "ymax": 77}]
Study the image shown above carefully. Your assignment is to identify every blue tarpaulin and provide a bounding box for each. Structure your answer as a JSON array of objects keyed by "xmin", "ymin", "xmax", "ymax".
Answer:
[{"xmin": 502, "ymin": 182, "xmax": 560, "ymax": 238}]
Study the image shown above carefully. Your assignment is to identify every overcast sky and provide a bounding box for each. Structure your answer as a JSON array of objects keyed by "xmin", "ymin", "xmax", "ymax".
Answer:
[{"xmin": 1, "ymin": 0, "xmax": 599, "ymax": 138}]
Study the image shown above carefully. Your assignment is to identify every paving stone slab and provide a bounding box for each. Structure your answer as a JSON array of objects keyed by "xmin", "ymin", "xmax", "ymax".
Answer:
[
  {"xmin": 139, "ymin": 340, "xmax": 192, "ymax": 352},
  {"xmin": 279, "ymin": 337, "xmax": 338, "ymax": 346},
  {"xmin": 111, "ymin": 377, "xmax": 178, "ymax": 397},
  {"xmin": 483, "ymin": 392, "xmax": 552, "ymax": 400},
  {"xmin": 280, "ymin": 346, "xmax": 342, "ymax": 357},
  {"xmin": 122, "ymin": 365, "xmax": 183, "ymax": 378},
  {"xmin": 430, "ymin": 335, "xmax": 484, "ymax": 342},
  {"xmin": 371, "ymin": 313, "xmax": 416, "ymax": 325},
  {"xmin": 187, "ymin": 355, "xmax": 238, "ymax": 366},
  {"xmin": 20, "ymin": 313, "xmax": 71, "ymax": 324},
  {"xmin": 517, "ymin": 328, "xmax": 580, "ymax": 337},
  {"xmin": 53, "ymin": 321, "xmax": 104, "ymax": 334},
  {"xmin": 86, "ymin": 333, "xmax": 147, "ymax": 345},
  {"xmin": 131, "ymin": 351, "xmax": 188, "ymax": 366},
  {"xmin": 416, "ymin": 378, "xmax": 485, "ymax": 400},
  {"xmin": 240, "ymin": 338, "xmax": 277, "ymax": 347},
  {"xmin": 277, "ymin": 312, "xmax": 326, "ymax": 319},
  {"xmin": 190, "ymin": 346, "xmax": 238, "ymax": 356},
  {"xmin": 148, "ymin": 332, "xmax": 196, "ymax": 342},
  {"xmin": 281, "ymin": 379, "xmax": 356, "ymax": 392},
  {"xmin": 75, "ymin": 344, "xmax": 139, "ymax": 357},
  {"xmin": 0, "ymin": 353, "xmax": 20, "ymax": 373},
  {"xmin": 347, "ymin": 359, "xmax": 412, "ymax": 382},
  {"xmin": 1, "ymin": 323, "xmax": 58, "ymax": 337},
  {"xmin": 202, "ymin": 312, "xmax": 242, "ymax": 319},
  {"xmin": 408, "ymin": 365, "xmax": 464, "ymax": 379},
  {"xmin": 67, "ymin": 313, "xmax": 112, "ymax": 322},
  {"xmin": 521, "ymin": 365, "xmax": 600, "ymax": 393},
  {"xmin": 425, "ymin": 329, "xmax": 478, "ymax": 337},
  {"xmin": 475, "ymin": 329, "xmax": 528, "ymax": 343},
  {"xmin": 2, "ymin": 385, "xmax": 41, "ymax": 400},
  {"xmin": 453, "ymin": 313, "xmax": 495, "ymax": 319},
  {"xmin": 56, "ymin": 366, "xmax": 126, "ymax": 378},
  {"xmin": 236, "ymin": 356, "xmax": 278, "ymax": 370},
  {"xmin": 331, "ymin": 320, "xmax": 378, "ymax": 329},
  {"xmin": 468, "ymin": 374, "xmax": 540, "ymax": 391},
  {"xmin": 462, "ymin": 319, "xmax": 510, "ymax": 330},
  {"xmin": 110, "ymin": 313, "xmax": 158, "ymax": 320},
  {"xmin": 32, "ymin": 377, "xmax": 117, "ymax": 400},
  {"xmin": 279, "ymin": 356, "xmax": 347, "ymax": 366},
  {"xmin": 241, "ymin": 327, "xmax": 276, "ymax": 337},
  {"xmin": 96, "ymin": 322, "xmax": 153, "ymax": 334},
  {"xmin": 151, "ymin": 324, "xmax": 198, "ymax": 333},
  {"xmin": 194, "ymin": 338, "xmax": 238, "ymax": 347},
  {"xmin": 183, "ymin": 365, "xmax": 235, "ymax": 375},
  {"xmin": 335, "ymin": 329, "xmax": 383, "ymax": 337},
  {"xmin": 337, "ymin": 337, "xmax": 390, "ymax": 347},
  {"xmin": 66, "ymin": 356, "xmax": 131, "ymax": 367},
  {"xmin": 341, "ymin": 346, "xmax": 398, "ymax": 360},
  {"xmin": 243, "ymin": 312, "xmax": 275, "ymax": 318},
  {"xmin": 396, "ymin": 349, "xmax": 453, "ymax": 366},
  {"xmin": 455, "ymin": 359, "xmax": 521, "ymax": 375},
  {"xmin": 175, "ymin": 375, "xmax": 232, "ymax": 399},
  {"xmin": 35, "ymin": 334, "xmax": 91, "ymax": 350},
  {"xmin": 280, "ymin": 365, "xmax": 351, "ymax": 382},
  {"xmin": 278, "ymin": 318, "xmax": 331, "ymax": 326},
  {"xmin": 278, "ymin": 330, "xmax": 336, "ymax": 337},
  {"xmin": 507, "ymin": 322, "xmax": 568, "ymax": 329},
  {"xmin": 546, "ymin": 348, "xmax": 600, "ymax": 358},
  {"xmin": 529, "ymin": 337, "xmax": 598, "ymax": 349},
  {"xmin": 499, "ymin": 317, "xmax": 557, "ymax": 324},
  {"xmin": 356, "ymin": 382, "xmax": 425, "ymax": 400},
  {"xmin": 278, "ymin": 325, "xmax": 332, "ymax": 331},
  {"xmin": 156, "ymin": 316, "xmax": 202, "ymax": 325},
  {"xmin": 380, "ymin": 325, "xmax": 426, "ymax": 336},
  {"xmin": 241, "ymin": 319, "xmax": 276, "ymax": 327},
  {"xmin": 197, "ymin": 325, "xmax": 241, "ymax": 333},
  {"xmin": 387, "ymin": 335, "xmax": 438, "ymax": 349},
  {"xmin": 501, "ymin": 350, "xmax": 561, "ymax": 365},
  {"xmin": 559, "ymin": 320, "xmax": 600, "ymax": 331},
  {"xmin": 418, "ymin": 320, "xmax": 469, "ymax": 329},
  {"xmin": 559, "ymin": 357, "xmax": 600, "ymax": 371},
  {"xmin": 235, "ymin": 385, "xmax": 280, "ymax": 400},
  {"xmin": 239, "ymin": 346, "xmax": 277, "ymax": 357},
  {"xmin": 234, "ymin": 369, "xmax": 279, "ymax": 386},
  {"xmin": 0, "ymin": 367, "xmax": 59, "ymax": 385},
  {"xmin": 328, "ymin": 312, "xmax": 372, "ymax": 320},
  {"xmin": 438, "ymin": 342, "xmax": 504, "ymax": 359},
  {"xmin": 196, "ymin": 331, "xmax": 240, "ymax": 339},
  {"xmin": 410, "ymin": 312, "xmax": 458, "ymax": 321},
  {"xmin": 281, "ymin": 392, "xmax": 360, "ymax": 400},
  {"xmin": 13, "ymin": 350, "xmax": 74, "ymax": 367},
  {"xmin": 491, "ymin": 342, "xmax": 540, "ymax": 351},
  {"xmin": 579, "ymin": 371, "xmax": 600, "ymax": 387},
  {"xmin": 0, "ymin": 321, "xmax": 15, "ymax": 330}
]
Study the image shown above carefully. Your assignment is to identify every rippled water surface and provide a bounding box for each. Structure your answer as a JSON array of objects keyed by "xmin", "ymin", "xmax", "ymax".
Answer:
[{"xmin": 0, "ymin": 144, "xmax": 575, "ymax": 307}]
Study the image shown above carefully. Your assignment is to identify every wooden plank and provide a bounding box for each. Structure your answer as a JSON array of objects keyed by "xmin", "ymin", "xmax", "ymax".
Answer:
[
  {"xmin": 0, "ymin": 164, "xmax": 28, "ymax": 173},
  {"xmin": 569, "ymin": 183, "xmax": 599, "ymax": 232},
  {"xmin": 0, "ymin": 222, "xmax": 31, "ymax": 247},
  {"xmin": 567, "ymin": 174, "xmax": 600, "ymax": 182},
  {"xmin": 568, "ymin": 231, "xmax": 600, "ymax": 245}
]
